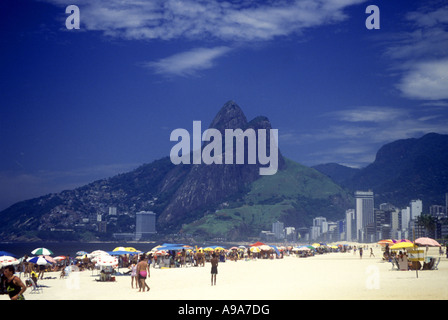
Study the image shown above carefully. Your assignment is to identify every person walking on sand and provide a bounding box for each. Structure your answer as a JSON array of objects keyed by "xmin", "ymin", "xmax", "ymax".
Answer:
[
  {"xmin": 359, "ymin": 247, "xmax": 363, "ymax": 259},
  {"xmin": 136, "ymin": 255, "xmax": 150, "ymax": 292},
  {"xmin": 370, "ymin": 248, "xmax": 375, "ymax": 258},
  {"xmin": 210, "ymin": 253, "xmax": 218, "ymax": 286}
]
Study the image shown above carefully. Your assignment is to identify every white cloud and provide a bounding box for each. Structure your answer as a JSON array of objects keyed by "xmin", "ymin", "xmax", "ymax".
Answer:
[
  {"xmin": 144, "ymin": 46, "xmax": 232, "ymax": 77},
  {"xmin": 397, "ymin": 58, "xmax": 448, "ymax": 100},
  {"xmin": 47, "ymin": 0, "xmax": 366, "ymax": 41},
  {"xmin": 383, "ymin": 4, "xmax": 448, "ymax": 101},
  {"xmin": 328, "ymin": 107, "xmax": 406, "ymax": 123}
]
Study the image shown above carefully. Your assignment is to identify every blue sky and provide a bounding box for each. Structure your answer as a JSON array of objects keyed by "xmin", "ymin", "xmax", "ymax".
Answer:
[{"xmin": 1, "ymin": 0, "xmax": 448, "ymax": 210}]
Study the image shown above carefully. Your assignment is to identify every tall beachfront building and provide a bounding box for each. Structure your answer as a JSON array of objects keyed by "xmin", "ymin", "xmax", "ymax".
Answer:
[
  {"xmin": 135, "ymin": 211, "xmax": 156, "ymax": 240},
  {"xmin": 345, "ymin": 209, "xmax": 355, "ymax": 242},
  {"xmin": 410, "ymin": 199, "xmax": 422, "ymax": 220},
  {"xmin": 355, "ymin": 191, "xmax": 374, "ymax": 242}
]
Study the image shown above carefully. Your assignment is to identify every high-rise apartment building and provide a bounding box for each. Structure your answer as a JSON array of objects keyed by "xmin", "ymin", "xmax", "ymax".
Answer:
[
  {"xmin": 355, "ymin": 191, "xmax": 374, "ymax": 242},
  {"xmin": 135, "ymin": 211, "xmax": 156, "ymax": 240},
  {"xmin": 410, "ymin": 199, "xmax": 422, "ymax": 220},
  {"xmin": 345, "ymin": 209, "xmax": 355, "ymax": 242}
]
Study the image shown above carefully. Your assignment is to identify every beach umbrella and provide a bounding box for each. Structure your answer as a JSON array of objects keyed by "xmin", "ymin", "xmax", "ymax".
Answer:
[
  {"xmin": 311, "ymin": 243, "xmax": 320, "ymax": 248},
  {"xmin": 378, "ymin": 239, "xmax": 395, "ymax": 247},
  {"xmin": 96, "ymin": 255, "xmax": 118, "ymax": 267},
  {"xmin": 124, "ymin": 247, "xmax": 141, "ymax": 252},
  {"xmin": 390, "ymin": 242, "xmax": 415, "ymax": 250},
  {"xmin": 90, "ymin": 250, "xmax": 109, "ymax": 257},
  {"xmin": 39, "ymin": 255, "xmax": 56, "ymax": 263},
  {"xmin": 112, "ymin": 247, "xmax": 127, "ymax": 252},
  {"xmin": 259, "ymin": 245, "xmax": 272, "ymax": 251},
  {"xmin": 154, "ymin": 250, "xmax": 168, "ymax": 256},
  {"xmin": 76, "ymin": 251, "xmax": 88, "ymax": 256},
  {"xmin": 250, "ymin": 241, "xmax": 265, "ymax": 247},
  {"xmin": 31, "ymin": 248, "xmax": 53, "ymax": 255},
  {"xmin": 415, "ymin": 237, "xmax": 441, "ymax": 247},
  {"xmin": 250, "ymin": 247, "xmax": 261, "ymax": 253},
  {"xmin": 0, "ymin": 256, "xmax": 19, "ymax": 266},
  {"xmin": 54, "ymin": 256, "xmax": 67, "ymax": 261},
  {"xmin": 0, "ymin": 251, "xmax": 17, "ymax": 258},
  {"xmin": 27, "ymin": 256, "xmax": 53, "ymax": 265}
]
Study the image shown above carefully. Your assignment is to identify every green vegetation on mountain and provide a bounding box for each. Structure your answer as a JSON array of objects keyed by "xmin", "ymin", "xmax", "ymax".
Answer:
[{"xmin": 181, "ymin": 158, "xmax": 352, "ymax": 240}]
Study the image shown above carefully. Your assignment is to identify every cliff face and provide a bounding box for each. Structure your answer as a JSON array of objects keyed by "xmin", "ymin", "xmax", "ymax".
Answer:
[{"xmin": 158, "ymin": 100, "xmax": 285, "ymax": 227}]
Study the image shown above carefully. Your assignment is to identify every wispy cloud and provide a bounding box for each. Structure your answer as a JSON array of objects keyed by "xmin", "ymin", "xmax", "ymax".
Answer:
[
  {"xmin": 48, "ymin": 0, "xmax": 366, "ymax": 42},
  {"xmin": 45, "ymin": 0, "xmax": 366, "ymax": 76},
  {"xmin": 143, "ymin": 46, "xmax": 232, "ymax": 77},
  {"xmin": 382, "ymin": 4, "xmax": 448, "ymax": 101},
  {"xmin": 281, "ymin": 106, "xmax": 448, "ymax": 167}
]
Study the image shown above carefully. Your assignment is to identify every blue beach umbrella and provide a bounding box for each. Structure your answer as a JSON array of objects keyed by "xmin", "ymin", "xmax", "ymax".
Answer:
[
  {"xmin": 27, "ymin": 256, "xmax": 53, "ymax": 265},
  {"xmin": 0, "ymin": 251, "xmax": 17, "ymax": 258}
]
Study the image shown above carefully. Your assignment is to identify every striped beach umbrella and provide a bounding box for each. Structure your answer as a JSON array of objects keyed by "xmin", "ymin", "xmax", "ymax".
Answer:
[
  {"xmin": 27, "ymin": 256, "xmax": 53, "ymax": 265},
  {"xmin": 31, "ymin": 248, "xmax": 53, "ymax": 255}
]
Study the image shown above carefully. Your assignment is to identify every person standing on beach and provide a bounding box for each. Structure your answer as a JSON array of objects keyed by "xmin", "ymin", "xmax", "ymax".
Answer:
[
  {"xmin": 130, "ymin": 263, "xmax": 138, "ymax": 289},
  {"xmin": 3, "ymin": 265, "xmax": 26, "ymax": 300},
  {"xmin": 210, "ymin": 253, "xmax": 218, "ymax": 286},
  {"xmin": 136, "ymin": 255, "xmax": 150, "ymax": 292},
  {"xmin": 359, "ymin": 247, "xmax": 363, "ymax": 259}
]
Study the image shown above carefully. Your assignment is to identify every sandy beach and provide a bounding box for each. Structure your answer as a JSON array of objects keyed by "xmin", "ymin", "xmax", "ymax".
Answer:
[{"xmin": 2, "ymin": 245, "xmax": 447, "ymax": 300}]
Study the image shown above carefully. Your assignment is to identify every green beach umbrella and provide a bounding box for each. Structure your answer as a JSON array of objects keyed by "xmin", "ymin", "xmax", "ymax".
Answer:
[{"xmin": 31, "ymin": 247, "xmax": 54, "ymax": 255}]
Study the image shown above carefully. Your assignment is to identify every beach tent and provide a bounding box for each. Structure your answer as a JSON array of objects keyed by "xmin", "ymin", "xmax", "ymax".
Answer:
[{"xmin": 108, "ymin": 250, "xmax": 138, "ymax": 256}]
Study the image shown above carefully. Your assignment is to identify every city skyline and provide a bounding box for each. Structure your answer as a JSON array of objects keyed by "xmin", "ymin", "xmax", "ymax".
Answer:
[{"xmin": 1, "ymin": 0, "xmax": 448, "ymax": 211}]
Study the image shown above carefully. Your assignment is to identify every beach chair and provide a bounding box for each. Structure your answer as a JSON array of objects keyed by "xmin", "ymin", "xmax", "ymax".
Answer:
[{"xmin": 28, "ymin": 278, "xmax": 43, "ymax": 294}]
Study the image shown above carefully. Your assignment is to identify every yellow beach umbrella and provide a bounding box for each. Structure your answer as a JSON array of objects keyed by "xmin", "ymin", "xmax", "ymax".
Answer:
[
  {"xmin": 124, "ymin": 247, "xmax": 140, "ymax": 252},
  {"xmin": 390, "ymin": 242, "xmax": 415, "ymax": 250},
  {"xmin": 311, "ymin": 243, "xmax": 320, "ymax": 248},
  {"xmin": 250, "ymin": 247, "xmax": 260, "ymax": 253}
]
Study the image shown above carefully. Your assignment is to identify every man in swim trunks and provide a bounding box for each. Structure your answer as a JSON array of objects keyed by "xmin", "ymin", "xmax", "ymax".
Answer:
[
  {"xmin": 136, "ymin": 254, "xmax": 150, "ymax": 292},
  {"xmin": 210, "ymin": 253, "xmax": 218, "ymax": 286},
  {"xmin": 3, "ymin": 265, "xmax": 26, "ymax": 300}
]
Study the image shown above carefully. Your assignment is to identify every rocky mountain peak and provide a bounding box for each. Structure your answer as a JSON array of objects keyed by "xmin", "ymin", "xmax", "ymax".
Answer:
[{"xmin": 208, "ymin": 100, "xmax": 248, "ymax": 132}]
